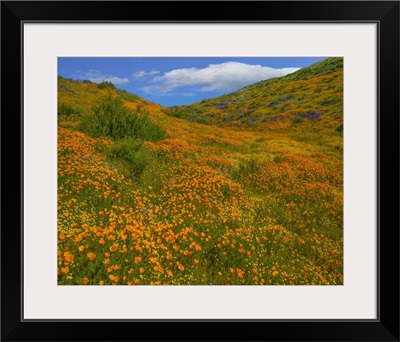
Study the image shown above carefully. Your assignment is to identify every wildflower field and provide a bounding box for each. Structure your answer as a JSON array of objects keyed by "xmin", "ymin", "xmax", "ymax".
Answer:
[{"xmin": 58, "ymin": 58, "xmax": 343, "ymax": 285}]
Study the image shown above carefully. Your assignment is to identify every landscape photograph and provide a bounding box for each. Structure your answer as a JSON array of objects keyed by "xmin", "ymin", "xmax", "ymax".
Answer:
[{"xmin": 57, "ymin": 57, "xmax": 343, "ymax": 286}]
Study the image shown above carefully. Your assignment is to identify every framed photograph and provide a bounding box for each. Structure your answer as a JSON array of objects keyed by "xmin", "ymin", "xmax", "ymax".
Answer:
[{"xmin": 1, "ymin": 1, "xmax": 399, "ymax": 341}]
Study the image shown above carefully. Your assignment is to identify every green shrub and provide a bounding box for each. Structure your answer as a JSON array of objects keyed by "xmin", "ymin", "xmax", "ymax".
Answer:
[
  {"xmin": 292, "ymin": 117, "xmax": 304, "ymax": 125},
  {"xmin": 195, "ymin": 117, "xmax": 212, "ymax": 125},
  {"xmin": 109, "ymin": 138, "xmax": 152, "ymax": 178},
  {"xmin": 168, "ymin": 107, "xmax": 190, "ymax": 119},
  {"xmin": 116, "ymin": 89, "xmax": 139, "ymax": 102},
  {"xmin": 97, "ymin": 81, "xmax": 116, "ymax": 90},
  {"xmin": 167, "ymin": 106, "xmax": 213, "ymax": 125},
  {"xmin": 58, "ymin": 103, "xmax": 79, "ymax": 116},
  {"xmin": 231, "ymin": 157, "xmax": 260, "ymax": 180},
  {"xmin": 80, "ymin": 96, "xmax": 166, "ymax": 142},
  {"xmin": 273, "ymin": 154, "xmax": 286, "ymax": 163}
]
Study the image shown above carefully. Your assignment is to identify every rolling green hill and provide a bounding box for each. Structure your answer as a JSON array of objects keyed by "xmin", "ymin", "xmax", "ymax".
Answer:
[{"xmin": 167, "ymin": 57, "xmax": 343, "ymax": 132}]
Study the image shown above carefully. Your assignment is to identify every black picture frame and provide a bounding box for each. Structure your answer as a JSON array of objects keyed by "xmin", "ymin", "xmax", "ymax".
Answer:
[{"xmin": 1, "ymin": 1, "xmax": 399, "ymax": 341}]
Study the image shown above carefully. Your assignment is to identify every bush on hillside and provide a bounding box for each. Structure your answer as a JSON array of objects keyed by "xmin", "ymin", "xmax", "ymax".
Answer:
[
  {"xmin": 79, "ymin": 96, "xmax": 166, "ymax": 142},
  {"xmin": 292, "ymin": 117, "xmax": 304, "ymax": 125},
  {"xmin": 97, "ymin": 81, "xmax": 117, "ymax": 90},
  {"xmin": 167, "ymin": 106, "xmax": 212, "ymax": 125},
  {"xmin": 109, "ymin": 138, "xmax": 152, "ymax": 178},
  {"xmin": 231, "ymin": 157, "xmax": 260, "ymax": 180},
  {"xmin": 58, "ymin": 103, "xmax": 82, "ymax": 116}
]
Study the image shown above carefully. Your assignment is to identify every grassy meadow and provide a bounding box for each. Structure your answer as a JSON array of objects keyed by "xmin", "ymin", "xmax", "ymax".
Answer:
[{"xmin": 57, "ymin": 58, "xmax": 343, "ymax": 285}]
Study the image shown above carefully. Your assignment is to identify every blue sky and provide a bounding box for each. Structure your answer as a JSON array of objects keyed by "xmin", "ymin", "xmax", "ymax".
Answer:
[{"xmin": 58, "ymin": 57, "xmax": 327, "ymax": 106}]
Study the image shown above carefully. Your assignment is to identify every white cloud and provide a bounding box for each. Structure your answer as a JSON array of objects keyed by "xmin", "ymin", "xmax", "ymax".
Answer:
[
  {"xmin": 133, "ymin": 70, "xmax": 147, "ymax": 78},
  {"xmin": 141, "ymin": 62, "xmax": 300, "ymax": 95},
  {"xmin": 133, "ymin": 69, "xmax": 160, "ymax": 79},
  {"xmin": 78, "ymin": 69, "xmax": 129, "ymax": 85}
]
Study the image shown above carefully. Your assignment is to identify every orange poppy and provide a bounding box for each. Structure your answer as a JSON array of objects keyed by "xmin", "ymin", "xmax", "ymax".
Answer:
[
  {"xmin": 63, "ymin": 252, "xmax": 74, "ymax": 263},
  {"xmin": 87, "ymin": 252, "xmax": 96, "ymax": 261},
  {"xmin": 60, "ymin": 267, "xmax": 69, "ymax": 275}
]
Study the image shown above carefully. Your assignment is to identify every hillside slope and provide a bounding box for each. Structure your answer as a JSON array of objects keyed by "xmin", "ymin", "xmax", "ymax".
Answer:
[{"xmin": 168, "ymin": 57, "xmax": 343, "ymax": 131}]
